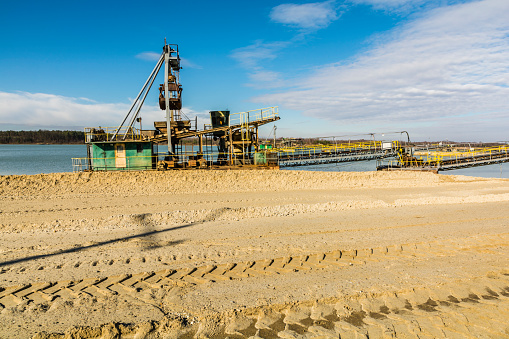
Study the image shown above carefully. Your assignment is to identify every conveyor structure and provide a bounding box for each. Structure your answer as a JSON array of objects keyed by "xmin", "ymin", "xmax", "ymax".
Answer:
[{"xmin": 73, "ymin": 42, "xmax": 281, "ymax": 172}]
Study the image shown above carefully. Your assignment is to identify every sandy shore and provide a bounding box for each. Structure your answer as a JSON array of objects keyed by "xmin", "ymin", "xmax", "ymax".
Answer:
[{"xmin": 0, "ymin": 170, "xmax": 508, "ymax": 338}]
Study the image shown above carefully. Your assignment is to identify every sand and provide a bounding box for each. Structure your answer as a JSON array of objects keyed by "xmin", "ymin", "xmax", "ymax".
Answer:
[{"xmin": 0, "ymin": 170, "xmax": 508, "ymax": 338}]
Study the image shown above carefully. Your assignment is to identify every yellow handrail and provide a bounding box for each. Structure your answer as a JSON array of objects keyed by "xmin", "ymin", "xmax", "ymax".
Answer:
[{"xmin": 84, "ymin": 126, "xmax": 143, "ymax": 142}]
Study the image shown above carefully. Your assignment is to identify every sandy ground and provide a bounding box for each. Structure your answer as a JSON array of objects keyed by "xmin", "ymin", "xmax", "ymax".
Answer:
[{"xmin": 0, "ymin": 170, "xmax": 508, "ymax": 338}]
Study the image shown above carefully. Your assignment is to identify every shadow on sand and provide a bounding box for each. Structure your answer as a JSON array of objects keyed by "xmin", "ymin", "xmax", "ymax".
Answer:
[{"xmin": 0, "ymin": 207, "xmax": 232, "ymax": 268}]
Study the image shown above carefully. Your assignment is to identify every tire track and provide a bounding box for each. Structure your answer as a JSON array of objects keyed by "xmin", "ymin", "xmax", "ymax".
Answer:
[
  {"xmin": 31, "ymin": 273, "xmax": 509, "ymax": 338},
  {"xmin": 1, "ymin": 236, "xmax": 507, "ymax": 311}
]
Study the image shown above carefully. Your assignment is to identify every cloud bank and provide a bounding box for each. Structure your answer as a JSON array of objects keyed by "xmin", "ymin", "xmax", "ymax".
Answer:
[
  {"xmin": 135, "ymin": 52, "xmax": 161, "ymax": 62},
  {"xmin": 136, "ymin": 52, "xmax": 202, "ymax": 69},
  {"xmin": 230, "ymin": 40, "xmax": 290, "ymax": 88},
  {"xmin": 231, "ymin": 1, "xmax": 342, "ymax": 89},
  {"xmin": 255, "ymin": 0, "xmax": 509, "ymax": 141},
  {"xmin": 0, "ymin": 91, "xmax": 206, "ymax": 131},
  {"xmin": 270, "ymin": 1, "xmax": 340, "ymax": 30},
  {"xmin": 347, "ymin": 0, "xmax": 470, "ymax": 13}
]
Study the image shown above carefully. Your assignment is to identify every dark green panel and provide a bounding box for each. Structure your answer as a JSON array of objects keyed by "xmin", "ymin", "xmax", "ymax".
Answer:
[{"xmin": 89, "ymin": 141, "xmax": 154, "ymax": 171}]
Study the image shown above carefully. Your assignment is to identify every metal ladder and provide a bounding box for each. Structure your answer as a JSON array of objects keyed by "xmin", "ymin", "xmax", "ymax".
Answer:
[{"xmin": 240, "ymin": 111, "xmax": 250, "ymax": 164}]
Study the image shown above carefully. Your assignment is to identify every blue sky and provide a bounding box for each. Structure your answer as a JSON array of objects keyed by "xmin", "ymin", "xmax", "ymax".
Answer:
[{"xmin": 1, "ymin": 0, "xmax": 508, "ymax": 141}]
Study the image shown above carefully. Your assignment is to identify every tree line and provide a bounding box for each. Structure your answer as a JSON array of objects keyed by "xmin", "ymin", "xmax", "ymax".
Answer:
[{"xmin": 0, "ymin": 130, "xmax": 85, "ymax": 144}]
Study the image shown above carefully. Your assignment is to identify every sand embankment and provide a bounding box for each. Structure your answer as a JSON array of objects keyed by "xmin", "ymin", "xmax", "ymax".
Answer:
[{"xmin": 0, "ymin": 170, "xmax": 508, "ymax": 338}]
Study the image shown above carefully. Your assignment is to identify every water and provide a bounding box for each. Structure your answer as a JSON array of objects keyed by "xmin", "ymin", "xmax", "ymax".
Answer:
[
  {"xmin": 1, "ymin": 144, "xmax": 509, "ymax": 178},
  {"xmin": 441, "ymin": 163, "xmax": 509, "ymax": 179},
  {"xmin": 0, "ymin": 144, "xmax": 87, "ymax": 175},
  {"xmin": 281, "ymin": 160, "xmax": 380, "ymax": 173},
  {"xmin": 282, "ymin": 158, "xmax": 509, "ymax": 179}
]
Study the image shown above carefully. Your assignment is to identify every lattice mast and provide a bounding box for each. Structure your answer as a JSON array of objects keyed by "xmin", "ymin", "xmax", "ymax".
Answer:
[
  {"xmin": 159, "ymin": 41, "xmax": 182, "ymax": 152},
  {"xmin": 110, "ymin": 41, "xmax": 182, "ymax": 152}
]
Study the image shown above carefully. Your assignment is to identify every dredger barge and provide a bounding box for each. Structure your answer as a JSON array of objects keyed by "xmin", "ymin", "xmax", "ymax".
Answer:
[
  {"xmin": 73, "ymin": 43, "xmax": 281, "ymax": 172},
  {"xmin": 78, "ymin": 42, "xmax": 509, "ymax": 173},
  {"xmin": 73, "ymin": 42, "xmax": 405, "ymax": 172}
]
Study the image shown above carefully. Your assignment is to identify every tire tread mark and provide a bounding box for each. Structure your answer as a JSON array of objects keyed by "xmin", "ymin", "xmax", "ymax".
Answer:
[
  {"xmin": 143, "ymin": 270, "xmax": 175, "ymax": 283},
  {"xmin": 284, "ymin": 256, "xmax": 312, "ymax": 271},
  {"xmin": 265, "ymin": 257, "xmax": 294, "ymax": 274},
  {"xmin": 206, "ymin": 263, "xmax": 246, "ymax": 280},
  {"xmin": 40, "ymin": 280, "xmax": 74, "ymax": 294},
  {"xmin": 68, "ymin": 277, "xmax": 106, "ymax": 293},
  {"xmin": 125, "ymin": 272, "xmax": 155, "ymax": 286},
  {"xmin": 18, "ymin": 274, "xmax": 509, "ymax": 338},
  {"xmin": 0, "ymin": 284, "xmax": 30, "ymax": 298},
  {"xmin": 14, "ymin": 282, "xmax": 52, "ymax": 298},
  {"xmin": 245, "ymin": 259, "xmax": 275, "ymax": 276},
  {"xmin": 2, "ymin": 238, "xmax": 507, "ymax": 310}
]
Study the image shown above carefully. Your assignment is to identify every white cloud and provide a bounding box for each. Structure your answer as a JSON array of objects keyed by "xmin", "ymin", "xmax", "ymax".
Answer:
[
  {"xmin": 230, "ymin": 40, "xmax": 289, "ymax": 69},
  {"xmin": 348, "ymin": 0, "xmax": 425, "ymax": 9},
  {"xmin": 247, "ymin": 70, "xmax": 286, "ymax": 89},
  {"xmin": 230, "ymin": 40, "xmax": 290, "ymax": 88},
  {"xmin": 135, "ymin": 51, "xmax": 161, "ymax": 61},
  {"xmin": 136, "ymin": 52, "xmax": 202, "ymax": 69},
  {"xmin": 0, "ymin": 92, "xmax": 127, "ymax": 128},
  {"xmin": 347, "ymin": 0, "xmax": 469, "ymax": 13},
  {"xmin": 231, "ymin": 1, "xmax": 340, "ymax": 89},
  {"xmin": 255, "ymin": 0, "xmax": 509, "ymax": 141},
  {"xmin": 180, "ymin": 58, "xmax": 202, "ymax": 69},
  {"xmin": 0, "ymin": 91, "xmax": 207, "ymax": 131},
  {"xmin": 270, "ymin": 1, "xmax": 340, "ymax": 30}
]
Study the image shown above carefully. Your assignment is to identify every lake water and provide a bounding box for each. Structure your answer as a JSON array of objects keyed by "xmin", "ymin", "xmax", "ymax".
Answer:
[
  {"xmin": 1, "ymin": 144, "xmax": 509, "ymax": 178},
  {"xmin": 0, "ymin": 145, "xmax": 87, "ymax": 175}
]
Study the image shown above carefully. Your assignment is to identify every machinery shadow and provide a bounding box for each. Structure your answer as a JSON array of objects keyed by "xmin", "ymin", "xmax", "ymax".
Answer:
[
  {"xmin": 0, "ymin": 207, "xmax": 231, "ymax": 268},
  {"xmin": 135, "ymin": 207, "xmax": 232, "ymax": 251},
  {"xmin": 0, "ymin": 224, "xmax": 190, "ymax": 267}
]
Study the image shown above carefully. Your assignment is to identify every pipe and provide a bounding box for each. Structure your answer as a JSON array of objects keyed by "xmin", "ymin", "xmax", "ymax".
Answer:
[
  {"xmin": 123, "ymin": 57, "xmax": 163, "ymax": 139},
  {"xmin": 111, "ymin": 53, "xmax": 164, "ymax": 141}
]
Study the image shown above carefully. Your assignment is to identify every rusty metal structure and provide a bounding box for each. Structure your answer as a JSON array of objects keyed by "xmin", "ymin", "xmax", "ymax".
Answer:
[
  {"xmin": 72, "ymin": 43, "xmax": 422, "ymax": 173},
  {"xmin": 74, "ymin": 42, "xmax": 280, "ymax": 172},
  {"xmin": 72, "ymin": 43, "xmax": 509, "ymax": 174},
  {"xmin": 276, "ymin": 140, "xmax": 399, "ymax": 167},
  {"xmin": 377, "ymin": 143, "xmax": 509, "ymax": 172}
]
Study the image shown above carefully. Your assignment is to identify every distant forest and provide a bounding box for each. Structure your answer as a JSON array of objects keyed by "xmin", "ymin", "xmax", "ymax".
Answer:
[{"xmin": 0, "ymin": 130, "xmax": 85, "ymax": 144}]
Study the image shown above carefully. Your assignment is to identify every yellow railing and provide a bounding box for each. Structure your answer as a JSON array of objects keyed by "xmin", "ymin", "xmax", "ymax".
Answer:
[
  {"xmin": 71, "ymin": 149, "xmax": 280, "ymax": 172},
  {"xmin": 274, "ymin": 140, "xmax": 398, "ymax": 154},
  {"xmin": 414, "ymin": 145, "xmax": 509, "ymax": 165},
  {"xmin": 72, "ymin": 154, "xmax": 156, "ymax": 173},
  {"xmin": 229, "ymin": 106, "xmax": 279, "ymax": 126},
  {"xmin": 379, "ymin": 159, "xmax": 437, "ymax": 169},
  {"xmin": 379, "ymin": 144, "xmax": 509, "ymax": 170},
  {"xmin": 84, "ymin": 126, "xmax": 143, "ymax": 142}
]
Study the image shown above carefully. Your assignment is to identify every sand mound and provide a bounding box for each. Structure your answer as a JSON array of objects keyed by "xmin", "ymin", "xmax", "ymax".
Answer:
[
  {"xmin": 0, "ymin": 170, "xmax": 451, "ymax": 197},
  {"xmin": 0, "ymin": 170, "xmax": 508, "ymax": 338}
]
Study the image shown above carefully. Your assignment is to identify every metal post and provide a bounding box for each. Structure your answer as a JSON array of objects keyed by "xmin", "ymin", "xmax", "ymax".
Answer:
[
  {"xmin": 164, "ymin": 46, "xmax": 172, "ymax": 153},
  {"xmin": 112, "ymin": 53, "xmax": 164, "ymax": 141},
  {"xmin": 229, "ymin": 129, "xmax": 233, "ymax": 166},
  {"xmin": 255, "ymin": 126, "xmax": 259, "ymax": 151},
  {"xmin": 273, "ymin": 126, "xmax": 277, "ymax": 149},
  {"xmin": 124, "ymin": 59, "xmax": 163, "ymax": 138}
]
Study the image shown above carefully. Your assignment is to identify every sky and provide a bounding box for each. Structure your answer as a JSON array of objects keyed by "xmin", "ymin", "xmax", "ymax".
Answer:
[{"xmin": 1, "ymin": 0, "xmax": 508, "ymax": 142}]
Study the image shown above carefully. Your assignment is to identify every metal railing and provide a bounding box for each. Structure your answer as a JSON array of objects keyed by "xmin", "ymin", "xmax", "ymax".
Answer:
[
  {"xmin": 71, "ymin": 149, "xmax": 280, "ymax": 172},
  {"xmin": 275, "ymin": 141, "xmax": 397, "ymax": 157},
  {"xmin": 274, "ymin": 141, "xmax": 399, "ymax": 167},
  {"xmin": 377, "ymin": 144, "xmax": 509, "ymax": 171},
  {"xmin": 72, "ymin": 138, "xmax": 403, "ymax": 172},
  {"xmin": 228, "ymin": 106, "xmax": 279, "ymax": 127},
  {"xmin": 84, "ymin": 126, "xmax": 143, "ymax": 143},
  {"xmin": 376, "ymin": 159, "xmax": 437, "ymax": 171},
  {"xmin": 72, "ymin": 154, "xmax": 155, "ymax": 173},
  {"xmin": 419, "ymin": 145, "xmax": 509, "ymax": 164}
]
